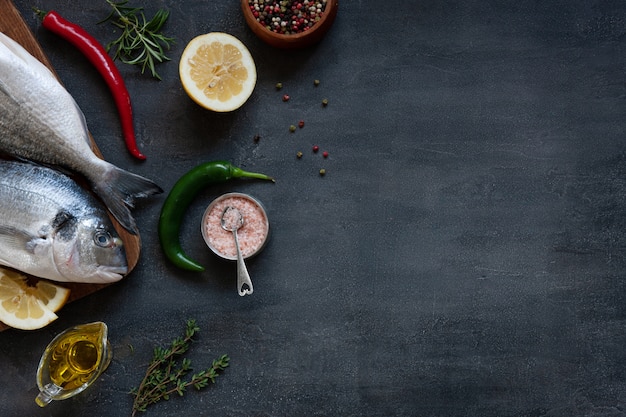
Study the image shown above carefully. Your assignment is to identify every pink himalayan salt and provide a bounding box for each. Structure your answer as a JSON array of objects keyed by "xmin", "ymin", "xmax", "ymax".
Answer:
[
  {"xmin": 203, "ymin": 195, "xmax": 269, "ymax": 259},
  {"xmin": 221, "ymin": 206, "xmax": 243, "ymax": 231}
]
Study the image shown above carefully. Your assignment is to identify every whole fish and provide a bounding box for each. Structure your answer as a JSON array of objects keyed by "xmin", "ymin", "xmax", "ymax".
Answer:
[
  {"xmin": 0, "ymin": 32, "xmax": 161, "ymax": 234},
  {"xmin": 0, "ymin": 159, "xmax": 127, "ymax": 283}
]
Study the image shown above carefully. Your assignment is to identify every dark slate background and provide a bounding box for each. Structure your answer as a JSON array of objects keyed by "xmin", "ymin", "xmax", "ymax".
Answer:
[{"xmin": 2, "ymin": 1, "xmax": 626, "ymax": 416}]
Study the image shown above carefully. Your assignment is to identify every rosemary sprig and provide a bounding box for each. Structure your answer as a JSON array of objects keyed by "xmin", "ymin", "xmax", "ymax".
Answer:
[
  {"xmin": 130, "ymin": 319, "xmax": 230, "ymax": 416},
  {"xmin": 100, "ymin": 0, "xmax": 175, "ymax": 80}
]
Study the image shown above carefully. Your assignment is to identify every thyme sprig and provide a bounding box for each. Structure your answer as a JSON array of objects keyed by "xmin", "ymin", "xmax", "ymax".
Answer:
[
  {"xmin": 100, "ymin": 0, "xmax": 174, "ymax": 80},
  {"xmin": 130, "ymin": 319, "xmax": 230, "ymax": 416}
]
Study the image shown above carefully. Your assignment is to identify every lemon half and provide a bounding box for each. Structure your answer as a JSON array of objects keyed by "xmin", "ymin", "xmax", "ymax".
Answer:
[
  {"xmin": 0, "ymin": 269, "xmax": 70, "ymax": 330},
  {"xmin": 179, "ymin": 32, "xmax": 257, "ymax": 112}
]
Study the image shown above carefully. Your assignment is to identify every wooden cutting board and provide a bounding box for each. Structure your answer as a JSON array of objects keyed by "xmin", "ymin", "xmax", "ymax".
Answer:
[{"xmin": 0, "ymin": 0, "xmax": 141, "ymax": 330}]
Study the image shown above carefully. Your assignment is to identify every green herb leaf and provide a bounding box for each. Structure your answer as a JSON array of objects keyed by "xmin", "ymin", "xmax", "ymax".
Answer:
[
  {"xmin": 100, "ymin": 0, "xmax": 174, "ymax": 79},
  {"xmin": 130, "ymin": 320, "xmax": 229, "ymax": 416}
]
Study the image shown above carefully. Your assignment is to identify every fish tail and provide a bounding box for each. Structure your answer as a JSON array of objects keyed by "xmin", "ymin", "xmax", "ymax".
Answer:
[{"xmin": 93, "ymin": 166, "xmax": 163, "ymax": 234}]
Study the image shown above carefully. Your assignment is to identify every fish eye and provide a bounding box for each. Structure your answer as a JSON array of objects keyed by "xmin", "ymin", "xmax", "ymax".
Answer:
[{"xmin": 94, "ymin": 230, "xmax": 113, "ymax": 247}]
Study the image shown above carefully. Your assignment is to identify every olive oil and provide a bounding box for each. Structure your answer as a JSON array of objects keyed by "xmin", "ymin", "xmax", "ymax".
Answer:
[
  {"xmin": 36, "ymin": 322, "xmax": 111, "ymax": 407},
  {"xmin": 48, "ymin": 334, "xmax": 100, "ymax": 390}
]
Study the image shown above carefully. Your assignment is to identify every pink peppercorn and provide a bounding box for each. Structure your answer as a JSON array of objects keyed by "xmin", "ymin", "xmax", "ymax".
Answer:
[
  {"xmin": 298, "ymin": 120, "xmax": 305, "ymax": 128},
  {"xmin": 323, "ymin": 151, "xmax": 329, "ymax": 158},
  {"xmin": 312, "ymin": 145, "xmax": 319, "ymax": 153},
  {"xmin": 282, "ymin": 94, "xmax": 290, "ymax": 102}
]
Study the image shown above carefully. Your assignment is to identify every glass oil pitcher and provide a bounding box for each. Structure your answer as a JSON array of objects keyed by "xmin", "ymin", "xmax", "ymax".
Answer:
[{"xmin": 35, "ymin": 322, "xmax": 112, "ymax": 407}]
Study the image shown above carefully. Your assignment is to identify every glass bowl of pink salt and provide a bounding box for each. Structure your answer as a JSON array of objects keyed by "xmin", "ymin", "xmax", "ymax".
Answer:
[{"xmin": 201, "ymin": 193, "xmax": 270, "ymax": 261}]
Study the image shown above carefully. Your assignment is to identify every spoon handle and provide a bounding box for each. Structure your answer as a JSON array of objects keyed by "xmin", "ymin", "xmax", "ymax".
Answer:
[{"xmin": 233, "ymin": 230, "xmax": 253, "ymax": 296}]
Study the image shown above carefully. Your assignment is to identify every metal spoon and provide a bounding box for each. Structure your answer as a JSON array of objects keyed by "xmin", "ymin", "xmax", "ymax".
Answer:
[{"xmin": 221, "ymin": 206, "xmax": 253, "ymax": 296}]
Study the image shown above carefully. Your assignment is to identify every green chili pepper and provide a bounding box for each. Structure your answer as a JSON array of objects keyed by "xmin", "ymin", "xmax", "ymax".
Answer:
[{"xmin": 158, "ymin": 161, "xmax": 274, "ymax": 271}]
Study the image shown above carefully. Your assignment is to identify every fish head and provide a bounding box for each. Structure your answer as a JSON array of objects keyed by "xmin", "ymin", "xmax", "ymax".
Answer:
[{"xmin": 52, "ymin": 212, "xmax": 128, "ymax": 283}]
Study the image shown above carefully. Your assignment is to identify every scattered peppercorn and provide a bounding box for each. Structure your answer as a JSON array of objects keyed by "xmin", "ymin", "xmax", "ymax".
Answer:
[
  {"xmin": 312, "ymin": 145, "xmax": 319, "ymax": 153},
  {"xmin": 296, "ymin": 151, "xmax": 303, "ymax": 158},
  {"xmin": 275, "ymin": 82, "xmax": 283, "ymax": 90},
  {"xmin": 314, "ymin": 79, "xmax": 320, "ymax": 86},
  {"xmin": 253, "ymin": 134, "xmax": 261, "ymax": 142},
  {"xmin": 319, "ymin": 168, "xmax": 326, "ymax": 176},
  {"xmin": 322, "ymin": 98, "xmax": 328, "ymax": 106},
  {"xmin": 282, "ymin": 94, "xmax": 290, "ymax": 102},
  {"xmin": 289, "ymin": 124, "xmax": 297, "ymax": 132},
  {"xmin": 322, "ymin": 151, "xmax": 329, "ymax": 158},
  {"xmin": 298, "ymin": 120, "xmax": 305, "ymax": 128}
]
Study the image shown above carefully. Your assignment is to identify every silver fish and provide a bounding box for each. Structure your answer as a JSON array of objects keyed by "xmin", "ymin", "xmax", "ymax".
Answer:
[
  {"xmin": 0, "ymin": 159, "xmax": 127, "ymax": 283},
  {"xmin": 0, "ymin": 32, "xmax": 161, "ymax": 234}
]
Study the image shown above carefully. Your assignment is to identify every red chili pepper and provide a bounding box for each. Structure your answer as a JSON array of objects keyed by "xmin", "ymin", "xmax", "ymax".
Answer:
[{"xmin": 34, "ymin": 9, "xmax": 146, "ymax": 160}]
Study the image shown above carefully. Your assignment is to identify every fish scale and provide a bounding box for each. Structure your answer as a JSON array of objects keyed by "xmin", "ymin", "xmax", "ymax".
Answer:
[
  {"xmin": 0, "ymin": 159, "xmax": 128, "ymax": 283},
  {"xmin": 0, "ymin": 32, "xmax": 161, "ymax": 234}
]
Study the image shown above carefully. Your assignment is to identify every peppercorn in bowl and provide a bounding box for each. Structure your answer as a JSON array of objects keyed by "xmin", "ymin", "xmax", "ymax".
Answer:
[{"xmin": 241, "ymin": 0, "xmax": 338, "ymax": 49}]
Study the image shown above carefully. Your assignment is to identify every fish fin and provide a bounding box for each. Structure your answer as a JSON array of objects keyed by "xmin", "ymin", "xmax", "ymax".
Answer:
[
  {"xmin": 0, "ymin": 225, "xmax": 36, "ymax": 249},
  {"xmin": 93, "ymin": 166, "xmax": 163, "ymax": 235},
  {"xmin": 0, "ymin": 225, "xmax": 50, "ymax": 253},
  {"xmin": 0, "ymin": 226, "xmax": 49, "ymax": 268}
]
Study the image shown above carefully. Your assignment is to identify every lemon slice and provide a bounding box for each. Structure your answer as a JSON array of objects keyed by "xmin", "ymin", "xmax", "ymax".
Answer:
[
  {"xmin": 0, "ymin": 269, "xmax": 70, "ymax": 330},
  {"xmin": 179, "ymin": 32, "xmax": 257, "ymax": 112},
  {"xmin": 34, "ymin": 280, "xmax": 71, "ymax": 313}
]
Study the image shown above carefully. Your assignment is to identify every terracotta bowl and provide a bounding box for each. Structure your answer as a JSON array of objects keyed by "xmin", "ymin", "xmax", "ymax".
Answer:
[{"xmin": 241, "ymin": 0, "xmax": 338, "ymax": 49}]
